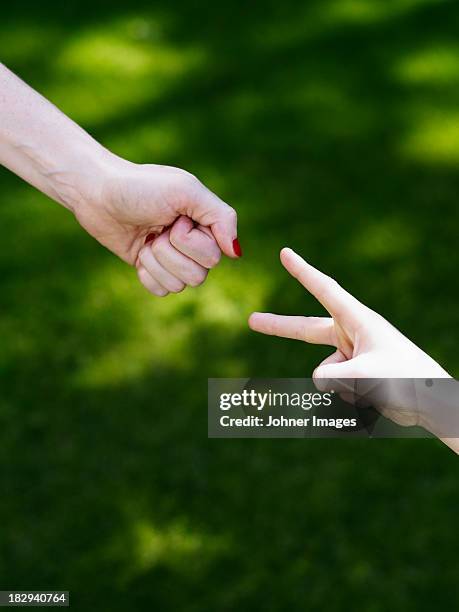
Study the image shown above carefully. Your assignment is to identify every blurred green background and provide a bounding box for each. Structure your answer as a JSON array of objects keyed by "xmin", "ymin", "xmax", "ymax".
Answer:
[{"xmin": 1, "ymin": 0, "xmax": 459, "ymax": 609}]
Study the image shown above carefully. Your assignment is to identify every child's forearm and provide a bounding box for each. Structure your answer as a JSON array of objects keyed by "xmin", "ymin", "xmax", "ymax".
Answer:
[
  {"xmin": 0, "ymin": 63, "xmax": 112, "ymax": 212},
  {"xmin": 417, "ymin": 379, "xmax": 459, "ymax": 454}
]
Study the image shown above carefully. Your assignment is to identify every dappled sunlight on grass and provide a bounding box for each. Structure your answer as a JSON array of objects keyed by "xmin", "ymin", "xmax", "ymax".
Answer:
[
  {"xmin": 292, "ymin": 82, "xmax": 377, "ymax": 138},
  {"xmin": 58, "ymin": 33, "xmax": 156, "ymax": 77},
  {"xmin": 72, "ymin": 260, "xmax": 270, "ymax": 388},
  {"xmin": 395, "ymin": 45, "xmax": 459, "ymax": 85},
  {"xmin": 400, "ymin": 106, "xmax": 459, "ymax": 165},
  {"xmin": 347, "ymin": 217, "xmax": 421, "ymax": 322},
  {"xmin": 0, "ymin": 23, "xmax": 61, "ymax": 64},
  {"xmin": 224, "ymin": 80, "xmax": 376, "ymax": 139},
  {"xmin": 2, "ymin": 0, "xmax": 459, "ymax": 608},
  {"xmin": 45, "ymin": 17, "xmax": 205, "ymax": 126},
  {"xmin": 350, "ymin": 217, "xmax": 419, "ymax": 261},
  {"xmin": 254, "ymin": 0, "xmax": 436, "ymax": 48},
  {"xmin": 0, "ymin": 188, "xmax": 94, "ymax": 370},
  {"xmin": 55, "ymin": 18, "xmax": 203, "ymax": 78},
  {"xmin": 324, "ymin": 0, "xmax": 435, "ymax": 25},
  {"xmin": 125, "ymin": 518, "xmax": 228, "ymax": 579},
  {"xmin": 106, "ymin": 119, "xmax": 183, "ymax": 162}
]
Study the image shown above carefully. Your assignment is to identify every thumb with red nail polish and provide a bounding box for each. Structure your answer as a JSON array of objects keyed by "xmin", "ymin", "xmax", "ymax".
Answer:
[
  {"xmin": 182, "ymin": 180, "xmax": 241, "ymax": 259},
  {"xmin": 232, "ymin": 238, "xmax": 242, "ymax": 257}
]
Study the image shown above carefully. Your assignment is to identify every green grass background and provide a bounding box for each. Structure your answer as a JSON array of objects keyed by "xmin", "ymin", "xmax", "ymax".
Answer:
[{"xmin": 1, "ymin": 0, "xmax": 459, "ymax": 609}]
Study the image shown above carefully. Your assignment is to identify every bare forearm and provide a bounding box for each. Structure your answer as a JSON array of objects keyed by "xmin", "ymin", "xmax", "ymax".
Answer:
[
  {"xmin": 417, "ymin": 379, "xmax": 459, "ymax": 454},
  {"xmin": 0, "ymin": 63, "xmax": 112, "ymax": 211}
]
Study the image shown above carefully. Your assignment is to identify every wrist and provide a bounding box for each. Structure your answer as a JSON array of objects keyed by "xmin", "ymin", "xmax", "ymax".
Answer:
[
  {"xmin": 416, "ymin": 375, "xmax": 454, "ymax": 435},
  {"xmin": 56, "ymin": 143, "xmax": 123, "ymax": 215}
]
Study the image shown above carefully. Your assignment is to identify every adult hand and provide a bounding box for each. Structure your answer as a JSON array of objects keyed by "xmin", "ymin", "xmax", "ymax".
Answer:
[
  {"xmin": 0, "ymin": 64, "xmax": 240, "ymax": 298},
  {"xmin": 75, "ymin": 159, "xmax": 240, "ymax": 296}
]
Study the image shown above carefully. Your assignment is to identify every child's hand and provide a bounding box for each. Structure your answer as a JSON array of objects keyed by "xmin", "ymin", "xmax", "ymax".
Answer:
[
  {"xmin": 249, "ymin": 248, "xmax": 450, "ymax": 380},
  {"xmin": 136, "ymin": 216, "xmax": 221, "ymax": 296}
]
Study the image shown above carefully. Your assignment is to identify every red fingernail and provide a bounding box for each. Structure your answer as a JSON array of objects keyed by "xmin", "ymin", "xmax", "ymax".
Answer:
[
  {"xmin": 145, "ymin": 233, "xmax": 156, "ymax": 244},
  {"xmin": 233, "ymin": 238, "xmax": 242, "ymax": 257}
]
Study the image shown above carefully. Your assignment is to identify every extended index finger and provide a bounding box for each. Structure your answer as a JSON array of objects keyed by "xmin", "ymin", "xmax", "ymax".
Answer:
[{"xmin": 280, "ymin": 248, "xmax": 364, "ymax": 321}]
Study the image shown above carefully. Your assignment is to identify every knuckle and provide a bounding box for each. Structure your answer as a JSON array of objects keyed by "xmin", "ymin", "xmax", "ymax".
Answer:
[
  {"xmin": 169, "ymin": 223, "xmax": 185, "ymax": 246},
  {"xmin": 179, "ymin": 169, "xmax": 201, "ymax": 190},
  {"xmin": 138, "ymin": 248, "xmax": 150, "ymax": 267},
  {"xmin": 137, "ymin": 267, "xmax": 168, "ymax": 297},
  {"xmin": 206, "ymin": 249, "xmax": 221, "ymax": 268},
  {"xmin": 150, "ymin": 238, "xmax": 165, "ymax": 256},
  {"xmin": 169, "ymin": 280, "xmax": 185, "ymax": 294},
  {"xmin": 155, "ymin": 289, "xmax": 169, "ymax": 297},
  {"xmin": 171, "ymin": 230, "xmax": 190, "ymax": 252},
  {"xmin": 189, "ymin": 269, "xmax": 208, "ymax": 287},
  {"xmin": 226, "ymin": 207, "xmax": 237, "ymax": 224},
  {"xmin": 137, "ymin": 266, "xmax": 149, "ymax": 284}
]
